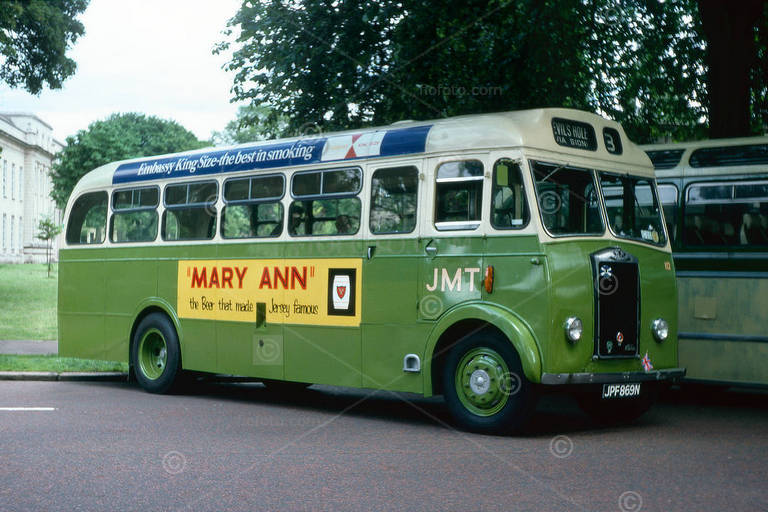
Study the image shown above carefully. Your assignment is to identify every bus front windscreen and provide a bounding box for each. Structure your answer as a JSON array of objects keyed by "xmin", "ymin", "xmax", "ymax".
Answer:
[
  {"xmin": 598, "ymin": 171, "xmax": 667, "ymax": 246},
  {"xmin": 531, "ymin": 161, "xmax": 604, "ymax": 236}
]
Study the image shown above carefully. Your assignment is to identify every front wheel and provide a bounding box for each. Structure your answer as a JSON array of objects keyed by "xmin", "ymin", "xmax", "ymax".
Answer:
[
  {"xmin": 131, "ymin": 312, "xmax": 182, "ymax": 394},
  {"xmin": 442, "ymin": 330, "xmax": 536, "ymax": 434}
]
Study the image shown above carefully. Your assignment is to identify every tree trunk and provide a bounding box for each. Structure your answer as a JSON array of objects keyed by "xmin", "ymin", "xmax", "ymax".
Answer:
[{"xmin": 698, "ymin": 0, "xmax": 765, "ymax": 138}]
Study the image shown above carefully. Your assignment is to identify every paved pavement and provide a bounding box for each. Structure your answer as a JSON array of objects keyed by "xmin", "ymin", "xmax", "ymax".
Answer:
[
  {"xmin": 0, "ymin": 381, "xmax": 766, "ymax": 511},
  {"xmin": 0, "ymin": 340, "xmax": 58, "ymax": 355}
]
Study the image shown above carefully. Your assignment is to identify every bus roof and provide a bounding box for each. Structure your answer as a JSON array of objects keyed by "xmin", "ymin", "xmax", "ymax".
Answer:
[
  {"xmin": 70, "ymin": 108, "xmax": 653, "ymax": 198},
  {"xmin": 642, "ymin": 135, "xmax": 768, "ymax": 177}
]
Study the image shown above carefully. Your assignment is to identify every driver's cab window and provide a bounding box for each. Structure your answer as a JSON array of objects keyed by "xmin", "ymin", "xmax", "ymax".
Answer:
[
  {"xmin": 434, "ymin": 159, "xmax": 483, "ymax": 231},
  {"xmin": 491, "ymin": 159, "xmax": 529, "ymax": 229}
]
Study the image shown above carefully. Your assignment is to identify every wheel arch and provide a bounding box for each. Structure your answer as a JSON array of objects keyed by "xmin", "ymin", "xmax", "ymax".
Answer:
[
  {"xmin": 129, "ymin": 298, "xmax": 183, "ymax": 367},
  {"xmin": 422, "ymin": 303, "xmax": 542, "ymax": 397}
]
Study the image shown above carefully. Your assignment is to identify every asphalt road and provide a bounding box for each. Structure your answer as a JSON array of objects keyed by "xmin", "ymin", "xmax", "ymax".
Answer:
[{"xmin": 1, "ymin": 381, "xmax": 766, "ymax": 512}]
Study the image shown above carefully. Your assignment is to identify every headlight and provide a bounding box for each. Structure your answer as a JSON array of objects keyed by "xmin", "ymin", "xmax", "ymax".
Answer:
[
  {"xmin": 651, "ymin": 318, "xmax": 669, "ymax": 342},
  {"xmin": 564, "ymin": 316, "xmax": 583, "ymax": 343}
]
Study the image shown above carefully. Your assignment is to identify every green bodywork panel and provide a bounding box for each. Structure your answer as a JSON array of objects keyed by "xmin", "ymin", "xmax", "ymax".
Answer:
[
  {"xmin": 677, "ymin": 274, "xmax": 768, "ymax": 384},
  {"xmin": 540, "ymin": 241, "xmax": 678, "ymax": 375},
  {"xmin": 59, "ymin": 235, "xmax": 678, "ymax": 396}
]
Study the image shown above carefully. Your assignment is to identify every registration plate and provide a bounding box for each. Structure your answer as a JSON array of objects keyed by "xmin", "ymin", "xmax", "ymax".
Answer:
[{"xmin": 602, "ymin": 383, "xmax": 641, "ymax": 399}]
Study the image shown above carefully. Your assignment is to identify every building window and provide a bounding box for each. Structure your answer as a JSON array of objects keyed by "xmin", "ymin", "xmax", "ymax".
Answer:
[
  {"xmin": 2, "ymin": 214, "xmax": 5, "ymax": 252},
  {"xmin": 19, "ymin": 216, "xmax": 22, "ymax": 252},
  {"xmin": 18, "ymin": 166, "xmax": 23, "ymax": 198},
  {"xmin": 2, "ymin": 160, "xmax": 6, "ymax": 198},
  {"xmin": 11, "ymin": 164, "xmax": 15, "ymax": 199},
  {"xmin": 10, "ymin": 215, "xmax": 14, "ymax": 253}
]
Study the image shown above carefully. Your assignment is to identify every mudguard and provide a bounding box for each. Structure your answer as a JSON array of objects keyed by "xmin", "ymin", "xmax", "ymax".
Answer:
[{"xmin": 421, "ymin": 302, "xmax": 542, "ymax": 396}]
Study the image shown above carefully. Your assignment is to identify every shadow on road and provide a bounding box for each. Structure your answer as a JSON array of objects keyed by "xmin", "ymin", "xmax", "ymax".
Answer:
[{"xmin": 92, "ymin": 378, "xmax": 768, "ymax": 436}]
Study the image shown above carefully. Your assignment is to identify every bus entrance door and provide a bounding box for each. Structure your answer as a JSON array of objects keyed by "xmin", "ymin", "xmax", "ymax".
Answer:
[{"xmin": 418, "ymin": 237, "xmax": 483, "ymax": 321}]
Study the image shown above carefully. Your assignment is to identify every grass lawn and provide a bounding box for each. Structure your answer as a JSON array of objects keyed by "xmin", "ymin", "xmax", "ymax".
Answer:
[
  {"xmin": 0, "ymin": 263, "xmax": 58, "ymax": 340},
  {"xmin": 0, "ymin": 354, "xmax": 128, "ymax": 372}
]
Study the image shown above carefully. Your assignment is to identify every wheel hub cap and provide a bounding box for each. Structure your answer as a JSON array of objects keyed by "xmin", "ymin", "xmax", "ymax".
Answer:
[
  {"xmin": 470, "ymin": 369, "xmax": 491, "ymax": 394},
  {"xmin": 139, "ymin": 329, "xmax": 167, "ymax": 380},
  {"xmin": 455, "ymin": 348, "xmax": 512, "ymax": 416}
]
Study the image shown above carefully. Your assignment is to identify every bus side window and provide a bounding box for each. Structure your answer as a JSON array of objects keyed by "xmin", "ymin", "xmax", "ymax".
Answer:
[
  {"xmin": 434, "ymin": 159, "xmax": 483, "ymax": 230},
  {"xmin": 683, "ymin": 181, "xmax": 768, "ymax": 247},
  {"xmin": 222, "ymin": 174, "xmax": 285, "ymax": 239},
  {"xmin": 162, "ymin": 181, "xmax": 218, "ymax": 241},
  {"xmin": 65, "ymin": 191, "xmax": 108, "ymax": 245},
  {"xmin": 491, "ymin": 159, "xmax": 529, "ymax": 229},
  {"xmin": 288, "ymin": 198, "xmax": 361, "ymax": 236},
  {"xmin": 370, "ymin": 166, "xmax": 418, "ymax": 234},
  {"xmin": 289, "ymin": 167, "xmax": 362, "ymax": 236},
  {"xmin": 110, "ymin": 186, "xmax": 159, "ymax": 243}
]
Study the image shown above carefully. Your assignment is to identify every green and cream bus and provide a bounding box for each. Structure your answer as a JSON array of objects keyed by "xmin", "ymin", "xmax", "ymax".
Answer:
[
  {"xmin": 59, "ymin": 109, "xmax": 683, "ymax": 433},
  {"xmin": 644, "ymin": 137, "xmax": 768, "ymax": 387}
]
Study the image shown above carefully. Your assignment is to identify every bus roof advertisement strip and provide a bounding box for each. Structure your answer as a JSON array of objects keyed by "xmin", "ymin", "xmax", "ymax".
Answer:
[{"xmin": 111, "ymin": 125, "xmax": 433, "ymax": 185}]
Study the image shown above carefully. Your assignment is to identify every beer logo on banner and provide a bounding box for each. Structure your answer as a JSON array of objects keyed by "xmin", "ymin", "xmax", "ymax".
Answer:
[{"xmin": 328, "ymin": 268, "xmax": 356, "ymax": 316}]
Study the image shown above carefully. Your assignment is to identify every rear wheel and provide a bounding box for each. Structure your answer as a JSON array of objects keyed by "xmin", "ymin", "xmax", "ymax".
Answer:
[
  {"xmin": 131, "ymin": 313, "xmax": 181, "ymax": 394},
  {"xmin": 442, "ymin": 330, "xmax": 536, "ymax": 434}
]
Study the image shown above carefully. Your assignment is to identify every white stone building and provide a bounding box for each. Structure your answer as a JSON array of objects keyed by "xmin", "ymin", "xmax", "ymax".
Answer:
[{"xmin": 0, "ymin": 112, "xmax": 64, "ymax": 264}]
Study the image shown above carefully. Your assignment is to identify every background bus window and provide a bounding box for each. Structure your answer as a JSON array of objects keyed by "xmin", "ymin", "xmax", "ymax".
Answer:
[
  {"xmin": 110, "ymin": 187, "xmax": 159, "ymax": 243},
  {"xmin": 657, "ymin": 184, "xmax": 679, "ymax": 243},
  {"xmin": 162, "ymin": 181, "xmax": 217, "ymax": 241},
  {"xmin": 434, "ymin": 159, "xmax": 483, "ymax": 230},
  {"xmin": 531, "ymin": 161, "xmax": 603, "ymax": 235},
  {"xmin": 683, "ymin": 181, "xmax": 768, "ymax": 248},
  {"xmin": 222, "ymin": 175, "xmax": 285, "ymax": 238},
  {"xmin": 288, "ymin": 198, "xmax": 361, "ymax": 236},
  {"xmin": 491, "ymin": 159, "xmax": 529, "ymax": 229},
  {"xmin": 65, "ymin": 191, "xmax": 108, "ymax": 245},
  {"xmin": 370, "ymin": 166, "xmax": 418, "ymax": 234}
]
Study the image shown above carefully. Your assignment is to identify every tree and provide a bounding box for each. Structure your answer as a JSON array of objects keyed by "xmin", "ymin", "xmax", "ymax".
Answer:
[
  {"xmin": 219, "ymin": 0, "xmax": 765, "ymax": 143},
  {"xmin": 36, "ymin": 216, "xmax": 62, "ymax": 278},
  {"xmin": 699, "ymin": 0, "xmax": 766, "ymax": 138},
  {"xmin": 50, "ymin": 113, "xmax": 208, "ymax": 209},
  {"xmin": 0, "ymin": 0, "xmax": 89, "ymax": 94},
  {"xmin": 212, "ymin": 104, "xmax": 289, "ymax": 146}
]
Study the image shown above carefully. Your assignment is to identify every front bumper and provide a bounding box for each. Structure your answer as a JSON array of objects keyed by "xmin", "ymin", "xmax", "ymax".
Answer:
[{"xmin": 541, "ymin": 368, "xmax": 686, "ymax": 385}]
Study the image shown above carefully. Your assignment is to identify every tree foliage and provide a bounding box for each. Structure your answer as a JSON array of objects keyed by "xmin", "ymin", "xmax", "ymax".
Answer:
[
  {"xmin": 212, "ymin": 104, "xmax": 289, "ymax": 146},
  {"xmin": 50, "ymin": 113, "xmax": 207, "ymax": 209},
  {"xmin": 0, "ymin": 0, "xmax": 89, "ymax": 94},
  {"xmin": 219, "ymin": 0, "xmax": 766, "ymax": 142},
  {"xmin": 36, "ymin": 216, "xmax": 62, "ymax": 277}
]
